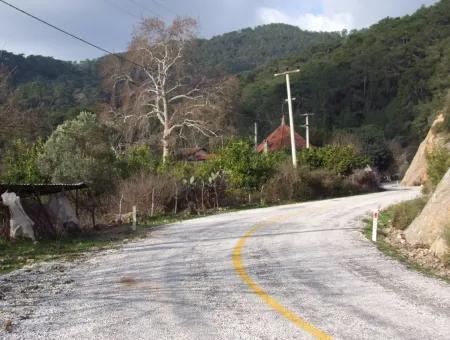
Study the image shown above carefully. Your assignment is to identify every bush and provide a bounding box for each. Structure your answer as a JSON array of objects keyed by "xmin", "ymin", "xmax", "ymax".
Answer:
[
  {"xmin": 427, "ymin": 147, "xmax": 450, "ymax": 187},
  {"xmin": 215, "ymin": 140, "xmax": 282, "ymax": 192},
  {"xmin": 106, "ymin": 172, "xmax": 178, "ymax": 218},
  {"xmin": 262, "ymin": 160, "xmax": 369, "ymax": 204},
  {"xmin": 298, "ymin": 145, "xmax": 369, "ymax": 175},
  {"xmin": 38, "ymin": 111, "xmax": 118, "ymax": 196},
  {"xmin": 346, "ymin": 169, "xmax": 380, "ymax": 192},
  {"xmin": 0, "ymin": 138, "xmax": 47, "ymax": 183},
  {"xmin": 118, "ymin": 144, "xmax": 159, "ymax": 178},
  {"xmin": 390, "ymin": 198, "xmax": 427, "ymax": 230}
]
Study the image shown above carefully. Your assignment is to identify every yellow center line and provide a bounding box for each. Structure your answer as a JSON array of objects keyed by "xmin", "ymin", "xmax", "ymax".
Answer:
[{"xmin": 232, "ymin": 216, "xmax": 332, "ymax": 340}]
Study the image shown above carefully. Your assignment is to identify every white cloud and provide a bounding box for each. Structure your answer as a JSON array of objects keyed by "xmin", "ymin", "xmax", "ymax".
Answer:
[{"xmin": 257, "ymin": 7, "xmax": 353, "ymax": 32}]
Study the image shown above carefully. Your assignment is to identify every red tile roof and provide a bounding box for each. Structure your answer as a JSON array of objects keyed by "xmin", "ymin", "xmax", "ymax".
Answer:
[{"xmin": 256, "ymin": 116, "xmax": 306, "ymax": 153}]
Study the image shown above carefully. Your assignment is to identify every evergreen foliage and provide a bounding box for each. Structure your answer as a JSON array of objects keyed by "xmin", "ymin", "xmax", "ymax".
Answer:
[
  {"xmin": 38, "ymin": 112, "xmax": 117, "ymax": 195},
  {"xmin": 298, "ymin": 145, "xmax": 369, "ymax": 175},
  {"xmin": 240, "ymin": 1, "xmax": 450, "ymax": 145},
  {"xmin": 195, "ymin": 23, "xmax": 341, "ymax": 74}
]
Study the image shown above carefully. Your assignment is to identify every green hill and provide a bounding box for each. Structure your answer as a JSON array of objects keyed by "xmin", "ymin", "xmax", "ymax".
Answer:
[
  {"xmin": 196, "ymin": 23, "xmax": 341, "ymax": 74},
  {"xmin": 0, "ymin": 51, "xmax": 101, "ymax": 134},
  {"xmin": 240, "ymin": 1, "xmax": 450, "ymax": 146}
]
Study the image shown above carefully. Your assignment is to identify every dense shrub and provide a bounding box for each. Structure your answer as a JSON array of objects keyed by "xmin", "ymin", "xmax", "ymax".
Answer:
[
  {"xmin": 390, "ymin": 198, "xmax": 427, "ymax": 230},
  {"xmin": 107, "ymin": 172, "xmax": 178, "ymax": 217},
  {"xmin": 262, "ymin": 160, "xmax": 370, "ymax": 204},
  {"xmin": 347, "ymin": 169, "xmax": 380, "ymax": 192},
  {"xmin": 38, "ymin": 111, "xmax": 118, "ymax": 195},
  {"xmin": 215, "ymin": 140, "xmax": 283, "ymax": 192},
  {"xmin": 427, "ymin": 147, "xmax": 450, "ymax": 187},
  {"xmin": 298, "ymin": 145, "xmax": 369, "ymax": 175},
  {"xmin": 0, "ymin": 138, "xmax": 47, "ymax": 183},
  {"xmin": 118, "ymin": 144, "xmax": 159, "ymax": 178}
]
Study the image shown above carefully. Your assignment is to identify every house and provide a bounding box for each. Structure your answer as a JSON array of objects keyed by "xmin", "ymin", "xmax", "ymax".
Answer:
[{"xmin": 256, "ymin": 116, "xmax": 307, "ymax": 153}]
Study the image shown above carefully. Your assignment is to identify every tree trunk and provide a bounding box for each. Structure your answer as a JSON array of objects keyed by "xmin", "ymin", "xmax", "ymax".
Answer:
[{"xmin": 162, "ymin": 135, "xmax": 170, "ymax": 163}]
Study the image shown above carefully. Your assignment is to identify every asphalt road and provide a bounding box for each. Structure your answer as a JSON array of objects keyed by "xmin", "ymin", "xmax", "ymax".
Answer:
[{"xmin": 7, "ymin": 186, "xmax": 450, "ymax": 340}]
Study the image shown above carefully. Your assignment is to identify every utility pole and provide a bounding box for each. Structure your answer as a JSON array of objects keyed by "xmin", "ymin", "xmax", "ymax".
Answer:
[
  {"xmin": 254, "ymin": 122, "xmax": 258, "ymax": 150},
  {"xmin": 301, "ymin": 113, "xmax": 314, "ymax": 149},
  {"xmin": 275, "ymin": 68, "xmax": 300, "ymax": 167}
]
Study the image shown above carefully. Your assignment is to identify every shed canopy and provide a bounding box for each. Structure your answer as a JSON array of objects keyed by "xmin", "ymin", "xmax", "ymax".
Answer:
[
  {"xmin": 257, "ymin": 116, "xmax": 306, "ymax": 153},
  {"xmin": 0, "ymin": 183, "xmax": 87, "ymax": 197}
]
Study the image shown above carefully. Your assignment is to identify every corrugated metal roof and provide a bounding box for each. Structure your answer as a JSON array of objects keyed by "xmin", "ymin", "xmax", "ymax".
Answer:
[{"xmin": 0, "ymin": 183, "xmax": 87, "ymax": 197}]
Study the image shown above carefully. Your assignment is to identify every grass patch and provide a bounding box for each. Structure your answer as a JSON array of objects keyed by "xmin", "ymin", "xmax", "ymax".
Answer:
[
  {"xmin": 390, "ymin": 197, "xmax": 427, "ymax": 230},
  {"xmin": 363, "ymin": 202, "xmax": 450, "ymax": 283}
]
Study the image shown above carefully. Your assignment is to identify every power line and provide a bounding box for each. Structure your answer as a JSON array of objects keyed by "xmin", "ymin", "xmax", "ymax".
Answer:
[
  {"xmin": 103, "ymin": 0, "xmax": 141, "ymax": 20},
  {"xmin": 150, "ymin": 0, "xmax": 179, "ymax": 17},
  {"xmin": 124, "ymin": 0, "xmax": 164, "ymax": 18},
  {"xmin": 0, "ymin": 0, "xmax": 145, "ymax": 69}
]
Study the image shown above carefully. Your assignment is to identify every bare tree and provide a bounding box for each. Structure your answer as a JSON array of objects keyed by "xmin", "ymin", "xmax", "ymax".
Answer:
[{"xmin": 103, "ymin": 17, "xmax": 216, "ymax": 162}]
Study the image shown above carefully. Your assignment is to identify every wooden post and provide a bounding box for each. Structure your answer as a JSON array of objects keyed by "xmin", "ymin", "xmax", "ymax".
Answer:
[
  {"xmin": 151, "ymin": 188, "xmax": 155, "ymax": 217},
  {"xmin": 201, "ymin": 181, "xmax": 205, "ymax": 212},
  {"xmin": 75, "ymin": 189, "xmax": 79, "ymax": 219},
  {"xmin": 174, "ymin": 184, "xmax": 178, "ymax": 215},
  {"xmin": 118, "ymin": 194, "xmax": 123, "ymax": 222},
  {"xmin": 132, "ymin": 206, "xmax": 137, "ymax": 231}
]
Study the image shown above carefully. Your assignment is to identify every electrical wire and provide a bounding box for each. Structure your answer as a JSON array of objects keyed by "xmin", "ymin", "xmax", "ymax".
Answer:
[
  {"xmin": 0, "ymin": 0, "xmax": 145, "ymax": 69},
  {"xmin": 103, "ymin": 0, "xmax": 141, "ymax": 20},
  {"xmin": 124, "ymin": 0, "xmax": 164, "ymax": 19},
  {"xmin": 149, "ymin": 0, "xmax": 179, "ymax": 17}
]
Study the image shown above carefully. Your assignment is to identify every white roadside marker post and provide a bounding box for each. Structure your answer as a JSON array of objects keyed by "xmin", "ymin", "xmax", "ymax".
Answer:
[
  {"xmin": 372, "ymin": 209, "xmax": 379, "ymax": 242},
  {"xmin": 132, "ymin": 205, "xmax": 137, "ymax": 231}
]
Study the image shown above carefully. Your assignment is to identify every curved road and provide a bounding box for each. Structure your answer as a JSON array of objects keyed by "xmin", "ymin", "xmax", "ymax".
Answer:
[{"xmin": 8, "ymin": 187, "xmax": 450, "ymax": 339}]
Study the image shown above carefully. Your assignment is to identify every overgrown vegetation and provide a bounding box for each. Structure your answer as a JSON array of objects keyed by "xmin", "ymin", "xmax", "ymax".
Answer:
[
  {"xmin": 297, "ymin": 144, "xmax": 369, "ymax": 175},
  {"xmin": 427, "ymin": 147, "xmax": 450, "ymax": 188},
  {"xmin": 0, "ymin": 138, "xmax": 46, "ymax": 184},
  {"xmin": 390, "ymin": 198, "xmax": 427, "ymax": 230}
]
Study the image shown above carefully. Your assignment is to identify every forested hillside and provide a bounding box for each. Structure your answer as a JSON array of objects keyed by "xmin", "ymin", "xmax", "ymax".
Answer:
[
  {"xmin": 0, "ymin": 51, "xmax": 101, "ymax": 146},
  {"xmin": 1, "ymin": 0, "xmax": 449, "ymax": 162},
  {"xmin": 240, "ymin": 0, "xmax": 450, "ymax": 147},
  {"xmin": 195, "ymin": 23, "xmax": 341, "ymax": 74}
]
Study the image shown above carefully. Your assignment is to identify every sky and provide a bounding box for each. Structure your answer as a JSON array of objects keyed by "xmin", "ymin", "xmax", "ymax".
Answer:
[{"xmin": 0, "ymin": 0, "xmax": 440, "ymax": 61}]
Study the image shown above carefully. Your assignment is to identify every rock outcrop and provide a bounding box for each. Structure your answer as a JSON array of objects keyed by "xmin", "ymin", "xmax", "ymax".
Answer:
[
  {"xmin": 404, "ymin": 168, "xmax": 450, "ymax": 259},
  {"xmin": 401, "ymin": 113, "xmax": 445, "ymax": 186}
]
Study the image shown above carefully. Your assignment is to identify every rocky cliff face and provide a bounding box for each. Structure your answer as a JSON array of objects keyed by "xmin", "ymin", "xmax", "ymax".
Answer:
[
  {"xmin": 404, "ymin": 168, "xmax": 450, "ymax": 259},
  {"xmin": 401, "ymin": 113, "xmax": 445, "ymax": 186}
]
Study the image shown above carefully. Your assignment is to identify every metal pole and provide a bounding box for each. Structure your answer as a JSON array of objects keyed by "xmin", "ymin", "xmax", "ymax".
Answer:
[
  {"xmin": 285, "ymin": 73, "xmax": 297, "ymax": 167},
  {"xmin": 254, "ymin": 122, "xmax": 258, "ymax": 150},
  {"xmin": 305, "ymin": 114, "xmax": 310, "ymax": 149},
  {"xmin": 301, "ymin": 113, "xmax": 314, "ymax": 149}
]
